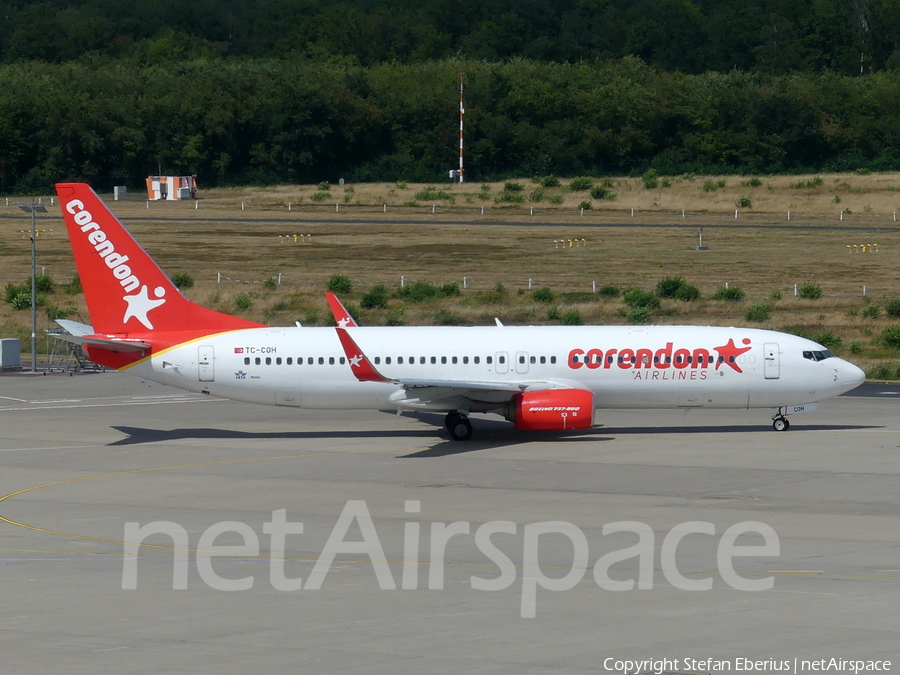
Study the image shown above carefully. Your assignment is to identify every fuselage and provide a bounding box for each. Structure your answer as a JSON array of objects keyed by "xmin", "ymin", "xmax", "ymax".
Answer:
[{"xmin": 116, "ymin": 324, "xmax": 865, "ymax": 413}]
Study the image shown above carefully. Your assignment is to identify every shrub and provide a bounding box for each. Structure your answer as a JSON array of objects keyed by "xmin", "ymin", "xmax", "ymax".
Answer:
[
  {"xmin": 702, "ymin": 179, "xmax": 719, "ymax": 192},
  {"xmin": 311, "ymin": 191, "xmax": 330, "ymax": 201},
  {"xmin": 849, "ymin": 340, "xmax": 864, "ymax": 354},
  {"xmin": 532, "ymin": 287, "xmax": 554, "ymax": 303},
  {"xmin": 713, "ymin": 286, "xmax": 745, "ymax": 301},
  {"xmin": 318, "ymin": 181, "xmax": 331, "ymax": 191},
  {"xmin": 812, "ymin": 331, "xmax": 842, "ymax": 349},
  {"xmin": 495, "ymin": 191, "xmax": 525, "ymax": 204},
  {"xmin": 674, "ymin": 284, "xmax": 700, "ymax": 301},
  {"xmin": 385, "ymin": 309, "xmax": 405, "ymax": 326},
  {"xmin": 598, "ymin": 284, "xmax": 620, "ymax": 298},
  {"xmin": 434, "ymin": 309, "xmax": 466, "ymax": 325},
  {"xmin": 770, "ymin": 290, "xmax": 782, "ymax": 301},
  {"xmin": 746, "ymin": 302, "xmax": 770, "ymax": 322},
  {"xmin": 861, "ymin": 304, "xmax": 881, "ymax": 319},
  {"xmin": 415, "ymin": 186, "xmax": 453, "ymax": 201},
  {"xmin": 539, "ymin": 175, "xmax": 560, "ymax": 187},
  {"xmin": 627, "ymin": 307, "xmax": 653, "ymax": 324},
  {"xmin": 46, "ymin": 303, "xmax": 76, "ymax": 321},
  {"xmin": 886, "ymin": 298, "xmax": 900, "ymax": 317},
  {"xmin": 868, "ymin": 363, "xmax": 900, "ymax": 380},
  {"xmin": 326, "ymin": 274, "xmax": 352, "ymax": 294},
  {"xmin": 547, "ymin": 306, "xmax": 560, "ymax": 321},
  {"xmin": 4, "ymin": 282, "xmax": 27, "ymax": 305},
  {"xmin": 590, "ymin": 185, "xmax": 616, "ymax": 200},
  {"xmin": 504, "ymin": 182, "xmax": 524, "ymax": 192},
  {"xmin": 234, "ymin": 294, "xmax": 253, "ymax": 311},
  {"xmin": 578, "ymin": 200, "xmax": 592, "ymax": 210},
  {"xmin": 642, "ymin": 169, "xmax": 659, "ymax": 190},
  {"xmin": 63, "ymin": 274, "xmax": 82, "ymax": 295},
  {"xmin": 736, "ymin": 195, "xmax": 752, "ymax": 208},
  {"xmin": 789, "ymin": 176, "xmax": 824, "ymax": 189},
  {"xmin": 881, "ymin": 324, "xmax": 900, "ymax": 349},
  {"xmin": 361, "ymin": 284, "xmax": 389, "ymax": 309},
  {"xmin": 655, "ymin": 276, "xmax": 685, "ymax": 298},
  {"xmin": 33, "ymin": 274, "xmax": 54, "ymax": 293},
  {"xmin": 623, "ymin": 287, "xmax": 661, "ymax": 309},
  {"xmin": 549, "ymin": 194, "xmax": 564, "ymax": 205},
  {"xmin": 560, "ymin": 309, "xmax": 584, "ymax": 325},
  {"xmin": 798, "ymin": 282, "xmax": 823, "ymax": 300},
  {"xmin": 568, "ymin": 177, "xmax": 594, "ymax": 191},
  {"xmin": 741, "ymin": 177, "xmax": 763, "ymax": 187},
  {"xmin": 440, "ymin": 282, "xmax": 461, "ymax": 297},
  {"xmin": 262, "ymin": 277, "xmax": 277, "ymax": 290},
  {"xmin": 10, "ymin": 292, "xmax": 31, "ymax": 310},
  {"xmin": 529, "ymin": 188, "xmax": 545, "ymax": 202},
  {"xmin": 399, "ymin": 281, "xmax": 438, "ymax": 302}
]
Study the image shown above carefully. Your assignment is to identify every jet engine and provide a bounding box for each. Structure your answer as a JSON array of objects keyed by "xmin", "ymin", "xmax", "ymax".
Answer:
[{"xmin": 506, "ymin": 389, "xmax": 595, "ymax": 431}]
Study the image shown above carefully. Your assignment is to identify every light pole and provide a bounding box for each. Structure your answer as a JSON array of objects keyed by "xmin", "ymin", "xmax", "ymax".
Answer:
[{"xmin": 18, "ymin": 202, "xmax": 47, "ymax": 373}]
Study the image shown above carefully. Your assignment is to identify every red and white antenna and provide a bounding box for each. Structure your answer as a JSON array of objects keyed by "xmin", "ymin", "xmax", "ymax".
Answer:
[{"xmin": 458, "ymin": 74, "xmax": 465, "ymax": 184}]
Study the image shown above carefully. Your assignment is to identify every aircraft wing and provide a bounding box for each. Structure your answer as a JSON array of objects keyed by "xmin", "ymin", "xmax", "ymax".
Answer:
[{"xmin": 53, "ymin": 320, "xmax": 152, "ymax": 352}]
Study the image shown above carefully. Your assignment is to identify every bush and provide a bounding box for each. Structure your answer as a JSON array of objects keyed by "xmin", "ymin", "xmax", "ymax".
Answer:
[
  {"xmin": 529, "ymin": 188, "xmax": 544, "ymax": 203},
  {"xmin": 770, "ymin": 290, "xmax": 782, "ymax": 301},
  {"xmin": 262, "ymin": 277, "xmax": 277, "ymax": 290},
  {"xmin": 504, "ymin": 182, "xmax": 524, "ymax": 192},
  {"xmin": 736, "ymin": 195, "xmax": 752, "ymax": 208},
  {"xmin": 623, "ymin": 287, "xmax": 661, "ymax": 309},
  {"xmin": 746, "ymin": 302, "xmax": 770, "ymax": 322},
  {"xmin": 627, "ymin": 307, "xmax": 653, "ymax": 324},
  {"xmin": 539, "ymin": 175, "xmax": 560, "ymax": 187},
  {"xmin": 385, "ymin": 309, "xmax": 405, "ymax": 326},
  {"xmin": 318, "ymin": 181, "xmax": 331, "ymax": 191},
  {"xmin": 674, "ymin": 284, "xmax": 700, "ymax": 301},
  {"xmin": 440, "ymin": 282, "xmax": 461, "ymax": 297},
  {"xmin": 495, "ymin": 191, "xmax": 525, "ymax": 204},
  {"xmin": 560, "ymin": 309, "xmax": 584, "ymax": 325},
  {"xmin": 170, "ymin": 272, "xmax": 194, "ymax": 289},
  {"xmin": 578, "ymin": 200, "xmax": 592, "ymax": 210},
  {"xmin": 598, "ymin": 284, "xmax": 620, "ymax": 298},
  {"xmin": 655, "ymin": 275, "xmax": 685, "ymax": 298},
  {"xmin": 234, "ymin": 294, "xmax": 253, "ymax": 311},
  {"xmin": 861, "ymin": 304, "xmax": 881, "ymax": 319},
  {"xmin": 434, "ymin": 309, "xmax": 466, "ymax": 325},
  {"xmin": 4, "ymin": 282, "xmax": 27, "ymax": 305},
  {"xmin": 642, "ymin": 169, "xmax": 659, "ymax": 190},
  {"xmin": 590, "ymin": 185, "xmax": 616, "ymax": 200},
  {"xmin": 63, "ymin": 274, "xmax": 82, "ymax": 295},
  {"xmin": 881, "ymin": 324, "xmax": 900, "ymax": 349},
  {"xmin": 548, "ymin": 194, "xmax": 564, "ymax": 205},
  {"xmin": 33, "ymin": 274, "xmax": 54, "ymax": 293},
  {"xmin": 789, "ymin": 176, "xmax": 823, "ymax": 189},
  {"xmin": 415, "ymin": 186, "xmax": 453, "ymax": 201},
  {"xmin": 741, "ymin": 177, "xmax": 763, "ymax": 187},
  {"xmin": 10, "ymin": 292, "xmax": 31, "ymax": 310},
  {"xmin": 326, "ymin": 274, "xmax": 352, "ymax": 294},
  {"xmin": 311, "ymin": 191, "xmax": 330, "ymax": 201},
  {"xmin": 713, "ymin": 286, "xmax": 745, "ymax": 301},
  {"xmin": 702, "ymin": 179, "xmax": 719, "ymax": 192},
  {"xmin": 532, "ymin": 287, "xmax": 554, "ymax": 303},
  {"xmin": 399, "ymin": 281, "xmax": 438, "ymax": 302},
  {"xmin": 849, "ymin": 340, "xmax": 864, "ymax": 354},
  {"xmin": 798, "ymin": 282, "xmax": 823, "ymax": 299},
  {"xmin": 568, "ymin": 177, "xmax": 594, "ymax": 191},
  {"xmin": 886, "ymin": 298, "xmax": 900, "ymax": 317},
  {"xmin": 812, "ymin": 331, "xmax": 842, "ymax": 349},
  {"xmin": 360, "ymin": 284, "xmax": 389, "ymax": 309}
]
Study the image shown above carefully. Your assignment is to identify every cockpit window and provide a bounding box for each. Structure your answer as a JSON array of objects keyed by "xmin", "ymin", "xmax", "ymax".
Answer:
[{"xmin": 803, "ymin": 350, "xmax": 834, "ymax": 362}]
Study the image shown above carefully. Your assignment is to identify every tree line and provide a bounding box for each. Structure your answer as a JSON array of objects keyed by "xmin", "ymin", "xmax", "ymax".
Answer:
[
  {"xmin": 3, "ymin": 0, "xmax": 900, "ymax": 75},
  {"xmin": 3, "ymin": 58, "xmax": 900, "ymax": 193}
]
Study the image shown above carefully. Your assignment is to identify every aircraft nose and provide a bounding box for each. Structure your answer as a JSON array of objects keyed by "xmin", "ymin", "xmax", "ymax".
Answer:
[{"xmin": 841, "ymin": 361, "xmax": 866, "ymax": 388}]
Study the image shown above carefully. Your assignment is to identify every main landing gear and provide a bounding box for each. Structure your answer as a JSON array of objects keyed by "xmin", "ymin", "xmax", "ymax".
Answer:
[
  {"xmin": 445, "ymin": 412, "xmax": 473, "ymax": 441},
  {"xmin": 772, "ymin": 413, "xmax": 790, "ymax": 431}
]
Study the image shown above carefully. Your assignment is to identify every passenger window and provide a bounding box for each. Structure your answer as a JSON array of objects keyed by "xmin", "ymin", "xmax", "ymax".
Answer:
[
  {"xmin": 441, "ymin": 356, "xmax": 447, "ymax": 364},
  {"xmin": 276, "ymin": 357, "xmax": 282, "ymax": 365},
  {"xmin": 244, "ymin": 357, "xmax": 250, "ymax": 365},
  {"xmin": 398, "ymin": 357, "xmax": 404, "ymax": 364},
  {"xmin": 386, "ymin": 357, "xmax": 391, "ymax": 365},
  {"xmin": 374, "ymin": 357, "xmax": 380, "ymax": 365},
  {"xmin": 451, "ymin": 356, "xmax": 457, "ymax": 364},
  {"xmin": 540, "ymin": 356, "xmax": 546, "ymax": 364},
  {"xmin": 266, "ymin": 357, "xmax": 272, "ymax": 365},
  {"xmin": 530, "ymin": 356, "xmax": 536, "ymax": 364},
  {"xmin": 340, "ymin": 357, "xmax": 345, "ymax": 365},
  {"xmin": 474, "ymin": 356, "xmax": 480, "ymax": 364},
  {"xmin": 550, "ymin": 356, "xmax": 556, "ymax": 364},
  {"xmin": 318, "ymin": 357, "xmax": 324, "ymax": 365},
  {"xmin": 420, "ymin": 357, "xmax": 425, "ymax": 364},
  {"xmin": 499, "ymin": 356, "xmax": 505, "ymax": 364},
  {"xmin": 486, "ymin": 356, "xmax": 492, "ymax": 364},
  {"xmin": 255, "ymin": 357, "xmax": 261, "ymax": 365},
  {"xmin": 286, "ymin": 357, "xmax": 292, "ymax": 365},
  {"xmin": 329, "ymin": 357, "xmax": 335, "ymax": 365},
  {"xmin": 519, "ymin": 355, "xmax": 525, "ymax": 364},
  {"xmin": 431, "ymin": 356, "xmax": 437, "ymax": 364},
  {"xmin": 308, "ymin": 357, "xmax": 314, "ymax": 365},
  {"xmin": 463, "ymin": 356, "xmax": 469, "ymax": 364}
]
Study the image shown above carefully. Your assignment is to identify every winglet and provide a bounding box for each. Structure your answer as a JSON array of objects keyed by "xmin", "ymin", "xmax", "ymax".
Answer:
[
  {"xmin": 333, "ymin": 327, "xmax": 390, "ymax": 383},
  {"xmin": 325, "ymin": 293, "xmax": 359, "ymax": 328}
]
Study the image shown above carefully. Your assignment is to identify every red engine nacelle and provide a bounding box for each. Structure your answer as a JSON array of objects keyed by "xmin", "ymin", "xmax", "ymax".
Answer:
[{"xmin": 511, "ymin": 389, "xmax": 595, "ymax": 431}]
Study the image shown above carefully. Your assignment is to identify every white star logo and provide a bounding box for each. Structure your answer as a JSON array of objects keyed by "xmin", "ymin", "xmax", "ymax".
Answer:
[
  {"xmin": 349, "ymin": 354, "xmax": 362, "ymax": 367},
  {"xmin": 337, "ymin": 317, "xmax": 352, "ymax": 328},
  {"xmin": 123, "ymin": 285, "xmax": 166, "ymax": 330}
]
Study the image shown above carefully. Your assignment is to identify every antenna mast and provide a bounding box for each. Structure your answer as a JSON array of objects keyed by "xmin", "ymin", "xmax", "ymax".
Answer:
[{"xmin": 458, "ymin": 74, "xmax": 465, "ymax": 184}]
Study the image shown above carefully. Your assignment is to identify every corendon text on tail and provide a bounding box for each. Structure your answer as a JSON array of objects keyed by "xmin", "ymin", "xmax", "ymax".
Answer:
[{"xmin": 53, "ymin": 183, "xmax": 867, "ymax": 441}]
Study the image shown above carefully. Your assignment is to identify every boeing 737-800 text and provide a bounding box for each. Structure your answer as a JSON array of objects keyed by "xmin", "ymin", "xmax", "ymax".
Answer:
[{"xmin": 53, "ymin": 183, "xmax": 866, "ymax": 440}]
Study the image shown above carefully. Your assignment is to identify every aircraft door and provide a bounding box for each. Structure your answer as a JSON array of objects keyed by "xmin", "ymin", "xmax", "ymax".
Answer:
[
  {"xmin": 515, "ymin": 352, "xmax": 529, "ymax": 374},
  {"xmin": 763, "ymin": 342, "xmax": 780, "ymax": 379},
  {"xmin": 198, "ymin": 345, "xmax": 215, "ymax": 382},
  {"xmin": 495, "ymin": 352, "xmax": 509, "ymax": 374}
]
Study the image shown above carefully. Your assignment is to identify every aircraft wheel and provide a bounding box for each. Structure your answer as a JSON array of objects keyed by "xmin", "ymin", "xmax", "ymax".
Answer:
[
  {"xmin": 447, "ymin": 414, "xmax": 473, "ymax": 441},
  {"xmin": 772, "ymin": 417, "xmax": 789, "ymax": 432}
]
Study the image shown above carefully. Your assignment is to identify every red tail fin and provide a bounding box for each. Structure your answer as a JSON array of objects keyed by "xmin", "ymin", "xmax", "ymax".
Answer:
[{"xmin": 56, "ymin": 183, "xmax": 263, "ymax": 335}]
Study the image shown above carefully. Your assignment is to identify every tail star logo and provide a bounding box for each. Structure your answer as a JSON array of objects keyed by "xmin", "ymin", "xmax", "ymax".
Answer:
[{"xmin": 123, "ymin": 285, "xmax": 167, "ymax": 330}]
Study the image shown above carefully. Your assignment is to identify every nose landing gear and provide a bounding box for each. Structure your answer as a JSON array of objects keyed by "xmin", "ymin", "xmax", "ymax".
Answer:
[{"xmin": 772, "ymin": 414, "xmax": 790, "ymax": 431}]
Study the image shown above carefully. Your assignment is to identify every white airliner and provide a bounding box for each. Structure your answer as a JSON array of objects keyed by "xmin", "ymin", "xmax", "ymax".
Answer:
[{"xmin": 53, "ymin": 183, "xmax": 866, "ymax": 440}]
